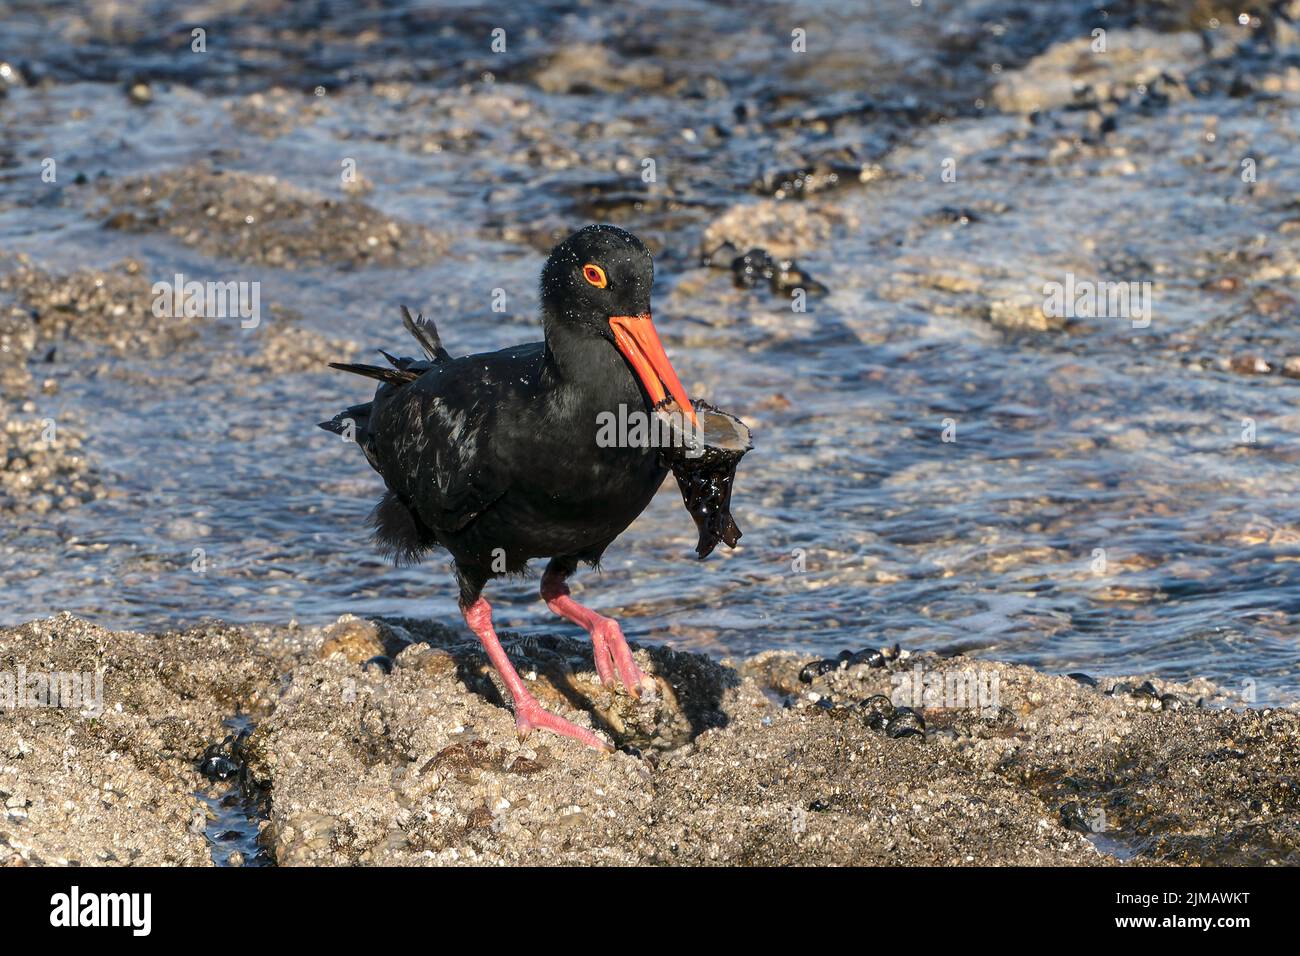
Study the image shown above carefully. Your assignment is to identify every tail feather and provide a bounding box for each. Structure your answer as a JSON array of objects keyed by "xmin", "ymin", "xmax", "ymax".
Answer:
[
  {"xmin": 321, "ymin": 304, "xmax": 457, "ymax": 567},
  {"xmin": 327, "ymin": 361, "xmax": 420, "ymax": 385},
  {"xmin": 317, "ymin": 401, "xmax": 370, "ymax": 436},
  {"xmin": 401, "ymin": 305, "xmax": 451, "ymax": 363},
  {"xmin": 321, "ymin": 304, "xmax": 452, "ymax": 569}
]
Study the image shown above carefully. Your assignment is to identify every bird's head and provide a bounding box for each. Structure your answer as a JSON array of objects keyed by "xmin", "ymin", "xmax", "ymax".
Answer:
[{"xmin": 541, "ymin": 224, "xmax": 698, "ymax": 427}]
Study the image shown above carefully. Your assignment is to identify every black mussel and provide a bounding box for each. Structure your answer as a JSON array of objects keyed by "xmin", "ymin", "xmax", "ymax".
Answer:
[
  {"xmin": 850, "ymin": 648, "xmax": 887, "ymax": 668},
  {"xmin": 1132, "ymin": 680, "xmax": 1161, "ymax": 699},
  {"xmin": 701, "ymin": 243, "xmax": 829, "ymax": 297},
  {"xmin": 856, "ymin": 694, "xmax": 895, "ymax": 730},
  {"xmin": 930, "ymin": 205, "xmax": 981, "ymax": 225},
  {"xmin": 1059, "ymin": 801, "xmax": 1098, "ymax": 834},
  {"xmin": 813, "ymin": 695, "xmax": 835, "ymax": 711},
  {"xmin": 734, "ymin": 248, "xmax": 827, "ymax": 296},
  {"xmin": 362, "ymin": 654, "xmax": 393, "ymax": 674},
  {"xmin": 656, "ymin": 399, "xmax": 753, "ymax": 559},
  {"xmin": 200, "ymin": 754, "xmax": 240, "ymax": 780},
  {"xmin": 886, "ymin": 707, "xmax": 926, "ymax": 739},
  {"xmin": 799, "ymin": 658, "xmax": 839, "ymax": 683},
  {"xmin": 1157, "ymin": 693, "xmax": 1186, "ymax": 711},
  {"xmin": 700, "ymin": 241, "xmax": 739, "ymax": 268},
  {"xmin": 1067, "ymin": 672, "xmax": 1098, "ymax": 687},
  {"xmin": 733, "ymin": 248, "xmax": 775, "ymax": 288},
  {"xmin": 807, "ymin": 799, "xmax": 830, "ymax": 812},
  {"xmin": 751, "ymin": 158, "xmax": 870, "ymax": 200},
  {"xmin": 198, "ymin": 730, "xmax": 252, "ymax": 782},
  {"xmin": 1105, "ymin": 682, "xmax": 1132, "ymax": 697}
]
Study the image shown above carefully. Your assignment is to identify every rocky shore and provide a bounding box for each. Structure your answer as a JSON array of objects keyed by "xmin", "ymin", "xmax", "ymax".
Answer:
[{"xmin": 1, "ymin": 613, "xmax": 1295, "ymax": 867}]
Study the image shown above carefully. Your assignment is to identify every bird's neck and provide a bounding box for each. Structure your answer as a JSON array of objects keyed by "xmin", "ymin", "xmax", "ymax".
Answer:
[{"xmin": 541, "ymin": 318, "xmax": 641, "ymax": 418}]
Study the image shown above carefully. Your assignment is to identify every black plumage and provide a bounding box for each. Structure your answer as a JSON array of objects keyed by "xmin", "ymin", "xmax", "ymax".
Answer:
[
  {"xmin": 322, "ymin": 226, "xmax": 679, "ymax": 607},
  {"xmin": 322, "ymin": 226, "xmax": 714, "ymax": 748}
]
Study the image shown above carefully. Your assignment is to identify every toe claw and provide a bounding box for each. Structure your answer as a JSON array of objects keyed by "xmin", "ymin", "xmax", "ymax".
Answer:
[{"xmin": 514, "ymin": 701, "xmax": 611, "ymax": 752}]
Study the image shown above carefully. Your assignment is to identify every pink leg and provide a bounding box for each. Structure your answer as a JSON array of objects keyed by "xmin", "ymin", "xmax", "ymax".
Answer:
[
  {"xmin": 541, "ymin": 570, "xmax": 657, "ymax": 700},
  {"xmin": 463, "ymin": 598, "xmax": 611, "ymax": 751}
]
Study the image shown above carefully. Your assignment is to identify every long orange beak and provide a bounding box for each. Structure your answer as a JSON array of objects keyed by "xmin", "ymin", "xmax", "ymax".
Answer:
[{"xmin": 609, "ymin": 313, "xmax": 700, "ymax": 428}]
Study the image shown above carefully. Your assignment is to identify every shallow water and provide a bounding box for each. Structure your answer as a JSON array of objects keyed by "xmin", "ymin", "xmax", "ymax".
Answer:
[
  {"xmin": 195, "ymin": 716, "xmax": 271, "ymax": 867},
  {"xmin": 2, "ymin": 1, "xmax": 1298, "ymax": 704}
]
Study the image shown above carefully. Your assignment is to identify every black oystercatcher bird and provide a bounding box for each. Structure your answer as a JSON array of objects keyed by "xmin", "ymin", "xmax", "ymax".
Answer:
[{"xmin": 321, "ymin": 225, "xmax": 702, "ymax": 750}]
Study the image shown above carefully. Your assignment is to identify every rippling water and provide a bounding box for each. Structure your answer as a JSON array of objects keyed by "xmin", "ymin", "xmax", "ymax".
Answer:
[{"xmin": 2, "ymin": 0, "xmax": 1298, "ymax": 704}]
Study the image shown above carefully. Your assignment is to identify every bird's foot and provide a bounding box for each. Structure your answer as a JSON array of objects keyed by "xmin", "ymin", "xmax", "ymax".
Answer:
[
  {"xmin": 514, "ymin": 696, "xmax": 613, "ymax": 753},
  {"xmin": 591, "ymin": 618, "xmax": 659, "ymax": 702},
  {"xmin": 541, "ymin": 575, "xmax": 659, "ymax": 702},
  {"xmin": 588, "ymin": 625, "xmax": 619, "ymax": 689}
]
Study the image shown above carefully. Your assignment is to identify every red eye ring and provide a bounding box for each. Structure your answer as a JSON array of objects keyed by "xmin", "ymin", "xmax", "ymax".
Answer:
[{"xmin": 582, "ymin": 264, "xmax": 607, "ymax": 288}]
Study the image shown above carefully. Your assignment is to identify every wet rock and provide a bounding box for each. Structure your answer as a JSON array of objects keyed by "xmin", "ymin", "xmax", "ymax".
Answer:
[
  {"xmin": 527, "ymin": 44, "xmax": 669, "ymax": 95},
  {"xmin": 0, "ymin": 62, "xmax": 25, "ymax": 90},
  {"xmin": 0, "ymin": 614, "xmax": 287, "ymax": 866},
  {"xmin": 1, "ymin": 617, "xmax": 1298, "ymax": 866},
  {"xmin": 992, "ymin": 29, "xmax": 1208, "ymax": 114},
  {"xmin": 93, "ymin": 164, "xmax": 448, "ymax": 269},
  {"xmin": 0, "ymin": 403, "xmax": 99, "ymax": 519},
  {"xmin": 126, "ymin": 81, "xmax": 152, "ymax": 106},
  {"xmin": 318, "ymin": 615, "xmax": 387, "ymax": 664},
  {"xmin": 248, "ymin": 322, "xmax": 358, "ymax": 376},
  {"xmin": 1228, "ymin": 354, "xmax": 1273, "ymax": 375},
  {"xmin": 0, "ymin": 258, "xmax": 198, "ymax": 364},
  {"xmin": 701, "ymin": 199, "xmax": 850, "ymax": 260},
  {"xmin": 1059, "ymin": 800, "xmax": 1098, "ymax": 834},
  {"xmin": 751, "ymin": 157, "xmax": 884, "ymax": 200},
  {"xmin": 988, "ymin": 292, "xmax": 1066, "ymax": 332}
]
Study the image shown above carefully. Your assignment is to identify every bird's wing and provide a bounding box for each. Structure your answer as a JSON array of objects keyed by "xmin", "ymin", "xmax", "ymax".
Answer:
[{"xmin": 368, "ymin": 342, "xmax": 544, "ymax": 533}]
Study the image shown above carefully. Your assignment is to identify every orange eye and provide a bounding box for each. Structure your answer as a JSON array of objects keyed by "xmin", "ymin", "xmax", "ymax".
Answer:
[{"xmin": 582, "ymin": 264, "xmax": 607, "ymax": 288}]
